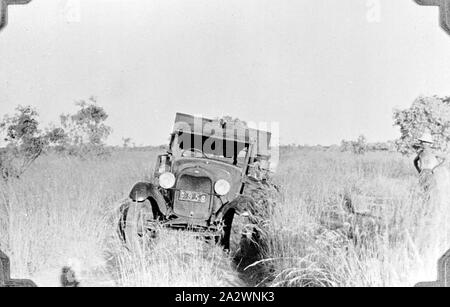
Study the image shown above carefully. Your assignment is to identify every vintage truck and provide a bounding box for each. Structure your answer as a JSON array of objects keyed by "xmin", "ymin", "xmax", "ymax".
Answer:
[{"xmin": 118, "ymin": 113, "xmax": 278, "ymax": 252}]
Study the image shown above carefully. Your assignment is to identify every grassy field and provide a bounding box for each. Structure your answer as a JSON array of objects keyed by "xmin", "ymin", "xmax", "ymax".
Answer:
[{"xmin": 0, "ymin": 147, "xmax": 448, "ymax": 287}]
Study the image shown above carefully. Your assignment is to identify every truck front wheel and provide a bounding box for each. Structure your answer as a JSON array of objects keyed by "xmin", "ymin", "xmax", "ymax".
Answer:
[{"xmin": 118, "ymin": 199, "xmax": 160, "ymax": 252}]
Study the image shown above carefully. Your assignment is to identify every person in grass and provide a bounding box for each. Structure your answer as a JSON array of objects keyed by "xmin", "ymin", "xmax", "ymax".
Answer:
[
  {"xmin": 414, "ymin": 132, "xmax": 450, "ymax": 260},
  {"xmin": 413, "ymin": 132, "xmax": 447, "ymax": 190}
]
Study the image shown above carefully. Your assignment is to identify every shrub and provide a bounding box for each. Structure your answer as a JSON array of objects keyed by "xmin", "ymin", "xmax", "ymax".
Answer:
[
  {"xmin": 340, "ymin": 135, "xmax": 368, "ymax": 155},
  {"xmin": 0, "ymin": 106, "xmax": 48, "ymax": 180},
  {"xmin": 393, "ymin": 96, "xmax": 450, "ymax": 154},
  {"xmin": 57, "ymin": 97, "xmax": 112, "ymax": 157}
]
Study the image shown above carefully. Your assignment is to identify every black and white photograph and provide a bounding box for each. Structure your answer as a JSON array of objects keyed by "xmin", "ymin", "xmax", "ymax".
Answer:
[{"xmin": 1, "ymin": 0, "xmax": 450, "ymax": 293}]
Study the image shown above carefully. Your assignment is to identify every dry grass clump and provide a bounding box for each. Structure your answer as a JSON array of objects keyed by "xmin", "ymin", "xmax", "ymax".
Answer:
[{"xmin": 111, "ymin": 229, "xmax": 242, "ymax": 287}]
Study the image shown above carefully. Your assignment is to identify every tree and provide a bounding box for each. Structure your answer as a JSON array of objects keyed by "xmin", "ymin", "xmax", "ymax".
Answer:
[
  {"xmin": 0, "ymin": 106, "xmax": 48, "ymax": 180},
  {"xmin": 0, "ymin": 98, "xmax": 112, "ymax": 178},
  {"xmin": 59, "ymin": 97, "xmax": 112, "ymax": 156},
  {"xmin": 353, "ymin": 135, "xmax": 367, "ymax": 155},
  {"xmin": 393, "ymin": 96, "xmax": 450, "ymax": 154},
  {"xmin": 122, "ymin": 137, "xmax": 132, "ymax": 148},
  {"xmin": 340, "ymin": 135, "xmax": 367, "ymax": 155}
]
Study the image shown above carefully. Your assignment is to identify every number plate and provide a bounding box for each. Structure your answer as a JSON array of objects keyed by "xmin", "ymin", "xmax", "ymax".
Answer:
[{"xmin": 179, "ymin": 190, "xmax": 208, "ymax": 203}]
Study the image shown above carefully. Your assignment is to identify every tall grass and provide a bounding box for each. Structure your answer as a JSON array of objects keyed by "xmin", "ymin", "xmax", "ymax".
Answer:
[
  {"xmin": 112, "ymin": 229, "xmax": 242, "ymax": 287},
  {"xmin": 264, "ymin": 149, "xmax": 450, "ymax": 287},
  {"xmin": 0, "ymin": 147, "xmax": 448, "ymax": 286},
  {"xmin": 0, "ymin": 150, "xmax": 241, "ymax": 286},
  {"xmin": 0, "ymin": 151, "xmax": 153, "ymax": 284}
]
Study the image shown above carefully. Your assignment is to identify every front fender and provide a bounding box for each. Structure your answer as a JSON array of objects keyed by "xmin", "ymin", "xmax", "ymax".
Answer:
[
  {"xmin": 129, "ymin": 182, "xmax": 168, "ymax": 215},
  {"xmin": 215, "ymin": 195, "xmax": 256, "ymax": 222}
]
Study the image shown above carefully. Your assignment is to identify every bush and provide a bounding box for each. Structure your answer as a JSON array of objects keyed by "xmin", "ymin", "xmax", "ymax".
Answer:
[
  {"xmin": 340, "ymin": 135, "xmax": 368, "ymax": 155},
  {"xmin": 57, "ymin": 97, "xmax": 112, "ymax": 157},
  {"xmin": 0, "ymin": 106, "xmax": 48, "ymax": 180},
  {"xmin": 0, "ymin": 98, "xmax": 113, "ymax": 180},
  {"xmin": 393, "ymin": 96, "xmax": 450, "ymax": 154}
]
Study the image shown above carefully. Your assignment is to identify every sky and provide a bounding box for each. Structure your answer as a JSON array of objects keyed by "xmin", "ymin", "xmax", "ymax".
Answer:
[{"xmin": 1, "ymin": 0, "xmax": 450, "ymax": 146}]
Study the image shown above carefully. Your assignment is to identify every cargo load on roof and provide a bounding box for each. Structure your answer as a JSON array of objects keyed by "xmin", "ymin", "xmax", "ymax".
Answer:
[{"xmin": 173, "ymin": 113, "xmax": 272, "ymax": 157}]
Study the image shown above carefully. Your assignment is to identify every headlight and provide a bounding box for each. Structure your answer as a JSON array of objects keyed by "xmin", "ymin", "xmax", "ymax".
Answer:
[
  {"xmin": 159, "ymin": 172, "xmax": 176, "ymax": 189},
  {"xmin": 215, "ymin": 179, "xmax": 231, "ymax": 196}
]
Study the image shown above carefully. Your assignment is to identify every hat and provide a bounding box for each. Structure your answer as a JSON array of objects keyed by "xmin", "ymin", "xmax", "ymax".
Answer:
[{"xmin": 418, "ymin": 132, "xmax": 434, "ymax": 144}]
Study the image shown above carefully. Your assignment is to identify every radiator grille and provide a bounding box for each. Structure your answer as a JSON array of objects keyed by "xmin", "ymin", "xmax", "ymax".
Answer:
[{"xmin": 173, "ymin": 175, "xmax": 212, "ymax": 219}]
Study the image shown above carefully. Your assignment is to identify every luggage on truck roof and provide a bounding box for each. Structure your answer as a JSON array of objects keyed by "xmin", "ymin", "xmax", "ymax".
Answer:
[{"xmin": 173, "ymin": 113, "xmax": 272, "ymax": 157}]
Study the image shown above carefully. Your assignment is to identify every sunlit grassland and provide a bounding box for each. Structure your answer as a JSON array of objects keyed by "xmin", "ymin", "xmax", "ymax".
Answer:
[
  {"xmin": 0, "ymin": 147, "xmax": 447, "ymax": 287},
  {"xmin": 266, "ymin": 148, "xmax": 449, "ymax": 287}
]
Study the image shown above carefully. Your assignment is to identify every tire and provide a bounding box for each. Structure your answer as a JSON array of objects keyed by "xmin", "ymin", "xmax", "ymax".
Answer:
[
  {"xmin": 242, "ymin": 177, "xmax": 279, "ymax": 221},
  {"xmin": 119, "ymin": 199, "xmax": 159, "ymax": 252},
  {"xmin": 229, "ymin": 178, "xmax": 279, "ymax": 268},
  {"xmin": 219, "ymin": 209, "xmax": 235, "ymax": 251},
  {"xmin": 220, "ymin": 207, "xmax": 261, "ymax": 269}
]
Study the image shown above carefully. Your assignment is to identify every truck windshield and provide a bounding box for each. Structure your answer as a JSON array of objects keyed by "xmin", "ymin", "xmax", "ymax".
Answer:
[{"xmin": 171, "ymin": 132, "xmax": 249, "ymax": 165}]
